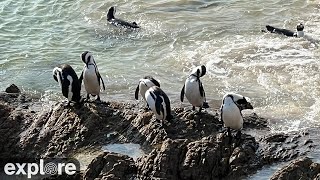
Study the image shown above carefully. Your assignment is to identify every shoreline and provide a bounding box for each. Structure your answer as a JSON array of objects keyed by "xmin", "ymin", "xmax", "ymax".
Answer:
[{"xmin": 0, "ymin": 85, "xmax": 319, "ymax": 179}]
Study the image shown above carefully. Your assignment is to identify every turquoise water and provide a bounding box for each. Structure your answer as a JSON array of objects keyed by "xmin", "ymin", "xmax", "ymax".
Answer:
[{"xmin": 1, "ymin": 0, "xmax": 320, "ymax": 130}]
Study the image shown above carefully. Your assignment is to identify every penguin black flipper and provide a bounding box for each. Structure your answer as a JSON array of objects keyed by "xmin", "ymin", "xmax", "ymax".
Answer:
[
  {"xmin": 199, "ymin": 81, "xmax": 204, "ymax": 97},
  {"xmin": 180, "ymin": 84, "xmax": 185, "ymax": 102},
  {"xmin": 79, "ymin": 71, "xmax": 83, "ymax": 86},
  {"xmin": 155, "ymin": 93, "xmax": 163, "ymax": 116},
  {"xmin": 163, "ymin": 92, "xmax": 173, "ymax": 121},
  {"xmin": 135, "ymin": 84, "xmax": 140, "ymax": 100},
  {"xmin": 265, "ymin": 25, "xmax": 295, "ymax": 37},
  {"xmin": 61, "ymin": 78, "xmax": 70, "ymax": 99},
  {"xmin": 96, "ymin": 72, "xmax": 106, "ymax": 90}
]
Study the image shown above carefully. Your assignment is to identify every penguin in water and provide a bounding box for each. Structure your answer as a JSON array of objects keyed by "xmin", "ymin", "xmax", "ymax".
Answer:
[
  {"xmin": 79, "ymin": 51, "xmax": 106, "ymax": 101},
  {"xmin": 145, "ymin": 86, "xmax": 173, "ymax": 123},
  {"xmin": 263, "ymin": 23, "xmax": 304, "ymax": 37},
  {"xmin": 135, "ymin": 76, "xmax": 160, "ymax": 102},
  {"xmin": 107, "ymin": 6, "xmax": 139, "ymax": 29},
  {"xmin": 52, "ymin": 64, "xmax": 82, "ymax": 106},
  {"xmin": 220, "ymin": 93, "xmax": 253, "ymax": 143},
  {"xmin": 180, "ymin": 65, "xmax": 209, "ymax": 112}
]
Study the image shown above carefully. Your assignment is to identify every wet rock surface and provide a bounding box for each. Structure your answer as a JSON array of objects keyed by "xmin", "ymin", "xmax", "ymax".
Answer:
[
  {"xmin": 270, "ymin": 157, "xmax": 320, "ymax": 180},
  {"xmin": 84, "ymin": 152, "xmax": 137, "ymax": 180},
  {"xmin": 0, "ymin": 87, "xmax": 317, "ymax": 180}
]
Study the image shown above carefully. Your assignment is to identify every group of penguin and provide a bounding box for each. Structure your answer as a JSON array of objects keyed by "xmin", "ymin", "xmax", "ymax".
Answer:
[
  {"xmin": 53, "ymin": 52, "xmax": 253, "ymax": 142},
  {"xmin": 52, "ymin": 6, "xmax": 305, "ymax": 142}
]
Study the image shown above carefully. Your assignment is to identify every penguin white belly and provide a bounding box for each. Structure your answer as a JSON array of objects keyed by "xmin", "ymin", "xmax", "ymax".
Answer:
[
  {"xmin": 145, "ymin": 90, "xmax": 164, "ymax": 120},
  {"xmin": 185, "ymin": 79, "xmax": 204, "ymax": 107},
  {"xmin": 139, "ymin": 84, "xmax": 149, "ymax": 101},
  {"xmin": 83, "ymin": 69, "xmax": 100, "ymax": 95},
  {"xmin": 222, "ymin": 104, "xmax": 243, "ymax": 130}
]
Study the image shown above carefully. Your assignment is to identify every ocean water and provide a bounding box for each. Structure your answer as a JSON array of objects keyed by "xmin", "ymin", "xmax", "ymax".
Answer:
[{"xmin": 1, "ymin": 0, "xmax": 320, "ymax": 132}]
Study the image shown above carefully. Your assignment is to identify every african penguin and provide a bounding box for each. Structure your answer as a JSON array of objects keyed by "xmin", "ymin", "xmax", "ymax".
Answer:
[
  {"xmin": 135, "ymin": 76, "xmax": 160, "ymax": 102},
  {"xmin": 180, "ymin": 65, "xmax": 209, "ymax": 112},
  {"xmin": 220, "ymin": 93, "xmax": 253, "ymax": 142},
  {"xmin": 79, "ymin": 51, "xmax": 106, "ymax": 101},
  {"xmin": 263, "ymin": 23, "xmax": 304, "ymax": 37},
  {"xmin": 145, "ymin": 86, "xmax": 173, "ymax": 122},
  {"xmin": 107, "ymin": 6, "xmax": 140, "ymax": 29},
  {"xmin": 52, "ymin": 64, "xmax": 82, "ymax": 106}
]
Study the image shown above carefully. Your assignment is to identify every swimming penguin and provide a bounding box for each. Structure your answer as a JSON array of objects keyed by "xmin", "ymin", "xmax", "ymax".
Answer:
[
  {"xmin": 263, "ymin": 23, "xmax": 304, "ymax": 37},
  {"xmin": 180, "ymin": 65, "xmax": 209, "ymax": 112},
  {"xmin": 135, "ymin": 76, "xmax": 160, "ymax": 101},
  {"xmin": 52, "ymin": 64, "xmax": 82, "ymax": 106},
  {"xmin": 107, "ymin": 6, "xmax": 139, "ymax": 29},
  {"xmin": 220, "ymin": 93, "xmax": 253, "ymax": 142},
  {"xmin": 79, "ymin": 51, "xmax": 106, "ymax": 101},
  {"xmin": 145, "ymin": 86, "xmax": 173, "ymax": 122}
]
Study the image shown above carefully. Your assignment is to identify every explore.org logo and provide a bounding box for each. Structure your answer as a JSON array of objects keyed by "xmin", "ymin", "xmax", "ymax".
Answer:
[{"xmin": 1, "ymin": 158, "xmax": 80, "ymax": 179}]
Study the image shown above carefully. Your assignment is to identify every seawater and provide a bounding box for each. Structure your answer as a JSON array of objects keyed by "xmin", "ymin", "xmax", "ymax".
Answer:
[{"xmin": 1, "ymin": 0, "xmax": 320, "ymax": 133}]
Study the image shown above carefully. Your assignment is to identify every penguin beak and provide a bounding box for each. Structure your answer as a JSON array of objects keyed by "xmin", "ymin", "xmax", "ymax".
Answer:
[{"xmin": 241, "ymin": 102, "xmax": 253, "ymax": 110}]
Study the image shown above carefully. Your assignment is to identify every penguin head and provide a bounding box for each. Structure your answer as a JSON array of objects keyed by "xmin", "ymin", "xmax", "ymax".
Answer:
[
  {"xmin": 107, "ymin": 6, "xmax": 116, "ymax": 20},
  {"xmin": 52, "ymin": 67, "xmax": 62, "ymax": 82},
  {"xmin": 81, "ymin": 51, "xmax": 95, "ymax": 68},
  {"xmin": 191, "ymin": 65, "xmax": 206, "ymax": 78},
  {"xmin": 223, "ymin": 93, "xmax": 253, "ymax": 111},
  {"xmin": 296, "ymin": 23, "xmax": 304, "ymax": 31}
]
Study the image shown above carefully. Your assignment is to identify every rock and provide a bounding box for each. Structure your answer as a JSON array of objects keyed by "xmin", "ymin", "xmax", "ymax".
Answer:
[
  {"xmin": 136, "ymin": 133, "xmax": 261, "ymax": 180},
  {"xmin": 270, "ymin": 157, "xmax": 320, "ymax": 180},
  {"xmin": 0, "ymin": 92, "xmax": 316, "ymax": 180},
  {"xmin": 259, "ymin": 132, "xmax": 314, "ymax": 165},
  {"xmin": 5, "ymin": 84, "xmax": 21, "ymax": 93},
  {"xmin": 84, "ymin": 152, "xmax": 137, "ymax": 180}
]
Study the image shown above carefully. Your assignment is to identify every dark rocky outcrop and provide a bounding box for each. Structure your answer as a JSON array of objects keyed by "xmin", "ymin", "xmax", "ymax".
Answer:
[
  {"xmin": 270, "ymin": 157, "xmax": 320, "ymax": 180},
  {"xmin": 136, "ymin": 134, "xmax": 260, "ymax": 180},
  {"xmin": 5, "ymin": 84, "xmax": 21, "ymax": 94},
  {"xmin": 0, "ymin": 85, "xmax": 317, "ymax": 180}
]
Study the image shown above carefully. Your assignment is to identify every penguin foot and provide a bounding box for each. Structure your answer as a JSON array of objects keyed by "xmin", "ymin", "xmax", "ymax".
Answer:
[
  {"xmin": 96, "ymin": 96, "xmax": 101, "ymax": 102},
  {"xmin": 63, "ymin": 101, "xmax": 71, "ymax": 108},
  {"xmin": 202, "ymin": 102, "xmax": 209, "ymax": 108},
  {"xmin": 192, "ymin": 106, "xmax": 196, "ymax": 111},
  {"xmin": 86, "ymin": 94, "xmax": 90, "ymax": 101}
]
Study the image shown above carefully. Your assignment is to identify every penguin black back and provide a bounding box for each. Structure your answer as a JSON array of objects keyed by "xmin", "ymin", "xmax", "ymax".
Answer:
[
  {"xmin": 53, "ymin": 64, "xmax": 81, "ymax": 103},
  {"xmin": 107, "ymin": 6, "xmax": 140, "ymax": 29}
]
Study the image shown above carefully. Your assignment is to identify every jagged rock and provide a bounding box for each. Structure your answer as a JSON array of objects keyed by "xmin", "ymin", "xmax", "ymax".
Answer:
[
  {"xmin": 270, "ymin": 157, "xmax": 320, "ymax": 180},
  {"xmin": 5, "ymin": 84, "xmax": 21, "ymax": 94},
  {"xmin": 136, "ymin": 133, "xmax": 261, "ymax": 180},
  {"xmin": 259, "ymin": 132, "xmax": 314, "ymax": 165},
  {"xmin": 0, "ymin": 89, "xmax": 317, "ymax": 180},
  {"xmin": 84, "ymin": 152, "xmax": 136, "ymax": 180}
]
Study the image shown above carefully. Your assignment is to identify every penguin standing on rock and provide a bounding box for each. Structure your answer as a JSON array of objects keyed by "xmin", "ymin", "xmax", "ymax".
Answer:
[
  {"xmin": 220, "ymin": 93, "xmax": 253, "ymax": 143},
  {"xmin": 180, "ymin": 65, "xmax": 209, "ymax": 112},
  {"xmin": 79, "ymin": 51, "xmax": 105, "ymax": 101},
  {"xmin": 145, "ymin": 86, "xmax": 173, "ymax": 123},
  {"xmin": 135, "ymin": 76, "xmax": 160, "ymax": 102},
  {"xmin": 107, "ymin": 6, "xmax": 139, "ymax": 29},
  {"xmin": 52, "ymin": 64, "xmax": 82, "ymax": 106},
  {"xmin": 263, "ymin": 23, "xmax": 304, "ymax": 37}
]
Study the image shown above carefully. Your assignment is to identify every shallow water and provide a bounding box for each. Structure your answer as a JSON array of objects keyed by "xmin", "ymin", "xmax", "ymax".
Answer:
[
  {"xmin": 1, "ymin": 0, "xmax": 320, "ymax": 176},
  {"xmin": 102, "ymin": 143, "xmax": 145, "ymax": 160}
]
